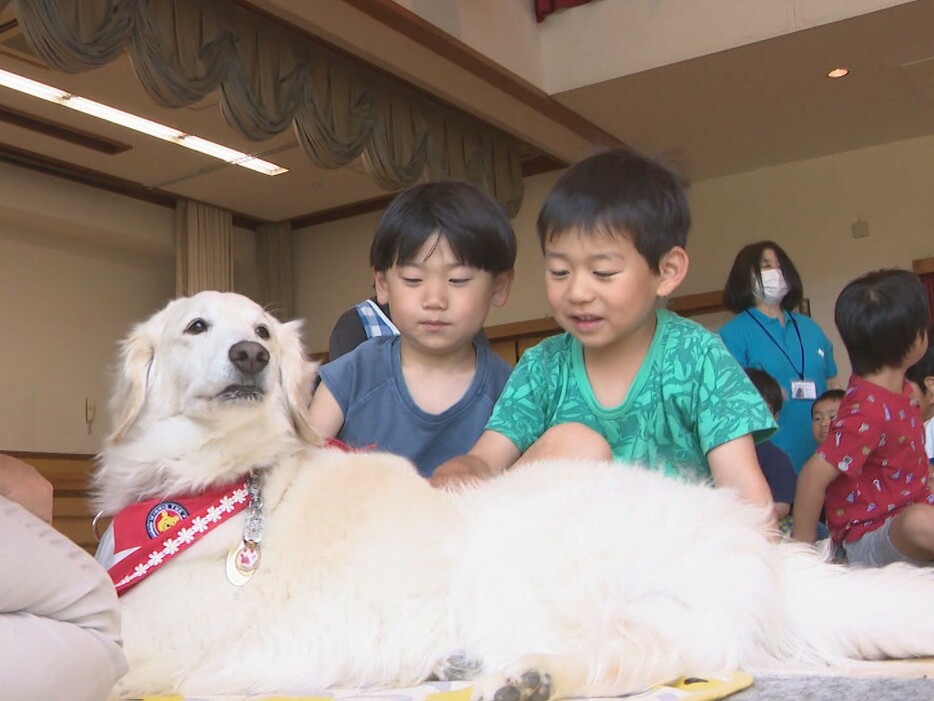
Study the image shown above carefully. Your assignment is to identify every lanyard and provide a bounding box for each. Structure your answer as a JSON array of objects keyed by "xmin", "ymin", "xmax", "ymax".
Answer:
[{"xmin": 744, "ymin": 310, "xmax": 805, "ymax": 380}]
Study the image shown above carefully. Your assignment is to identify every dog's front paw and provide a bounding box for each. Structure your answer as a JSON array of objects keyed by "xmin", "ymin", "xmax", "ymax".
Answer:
[
  {"xmin": 432, "ymin": 650, "xmax": 484, "ymax": 681},
  {"xmin": 474, "ymin": 669, "xmax": 552, "ymax": 701}
]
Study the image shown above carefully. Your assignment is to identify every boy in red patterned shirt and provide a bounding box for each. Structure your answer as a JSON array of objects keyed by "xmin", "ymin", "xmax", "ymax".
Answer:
[{"xmin": 793, "ymin": 269, "xmax": 934, "ymax": 566}]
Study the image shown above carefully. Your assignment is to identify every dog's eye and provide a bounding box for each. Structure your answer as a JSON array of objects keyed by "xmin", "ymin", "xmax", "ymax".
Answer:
[
  {"xmin": 185, "ymin": 319, "xmax": 210, "ymax": 335},
  {"xmin": 256, "ymin": 325, "xmax": 270, "ymax": 340}
]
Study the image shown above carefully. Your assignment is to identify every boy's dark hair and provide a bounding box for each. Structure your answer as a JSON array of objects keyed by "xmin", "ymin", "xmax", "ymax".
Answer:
[
  {"xmin": 535, "ymin": 148, "xmax": 689, "ymax": 273},
  {"xmin": 370, "ymin": 181, "xmax": 516, "ymax": 273},
  {"xmin": 811, "ymin": 389, "xmax": 846, "ymax": 417},
  {"xmin": 906, "ymin": 323, "xmax": 934, "ymax": 387},
  {"xmin": 834, "ymin": 269, "xmax": 930, "ymax": 376},
  {"xmin": 745, "ymin": 367, "xmax": 783, "ymax": 415},
  {"xmin": 723, "ymin": 240, "xmax": 804, "ymax": 313}
]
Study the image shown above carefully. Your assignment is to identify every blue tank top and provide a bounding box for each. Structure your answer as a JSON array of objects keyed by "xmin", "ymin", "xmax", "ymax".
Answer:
[{"xmin": 316, "ymin": 335, "xmax": 512, "ymax": 477}]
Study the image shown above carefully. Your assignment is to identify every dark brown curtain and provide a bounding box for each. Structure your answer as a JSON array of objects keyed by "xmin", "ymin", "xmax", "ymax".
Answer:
[
  {"xmin": 7, "ymin": 0, "xmax": 525, "ymax": 215},
  {"xmin": 920, "ymin": 272, "xmax": 934, "ymax": 324},
  {"xmin": 535, "ymin": 0, "xmax": 593, "ymax": 23}
]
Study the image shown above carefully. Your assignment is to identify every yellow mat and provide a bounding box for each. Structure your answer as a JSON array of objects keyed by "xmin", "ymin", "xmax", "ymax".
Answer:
[{"xmin": 134, "ymin": 671, "xmax": 754, "ymax": 701}]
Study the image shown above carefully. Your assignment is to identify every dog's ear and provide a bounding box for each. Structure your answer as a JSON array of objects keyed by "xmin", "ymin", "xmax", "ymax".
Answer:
[
  {"xmin": 278, "ymin": 319, "xmax": 323, "ymax": 446},
  {"xmin": 106, "ymin": 314, "xmax": 161, "ymax": 446}
]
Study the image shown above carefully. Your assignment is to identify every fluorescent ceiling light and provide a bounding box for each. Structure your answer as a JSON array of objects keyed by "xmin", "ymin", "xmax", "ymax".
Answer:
[{"xmin": 0, "ymin": 67, "xmax": 287, "ymax": 175}]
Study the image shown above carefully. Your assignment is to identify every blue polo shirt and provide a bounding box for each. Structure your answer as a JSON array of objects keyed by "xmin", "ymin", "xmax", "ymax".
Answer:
[{"xmin": 719, "ymin": 308, "xmax": 837, "ymax": 472}]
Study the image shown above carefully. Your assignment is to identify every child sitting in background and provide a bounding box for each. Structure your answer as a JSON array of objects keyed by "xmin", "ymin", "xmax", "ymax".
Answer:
[
  {"xmin": 809, "ymin": 389, "xmax": 845, "ymax": 541},
  {"xmin": 811, "ymin": 389, "xmax": 845, "ymax": 446},
  {"xmin": 308, "ymin": 181, "xmax": 516, "ymax": 479},
  {"xmin": 327, "ymin": 296, "xmax": 397, "ymax": 361},
  {"xmin": 793, "ymin": 269, "xmax": 934, "ymax": 567},
  {"xmin": 432, "ymin": 148, "xmax": 776, "ymax": 513},
  {"xmin": 745, "ymin": 368, "xmax": 797, "ymax": 530},
  {"xmin": 906, "ymin": 324, "xmax": 934, "ymax": 471}
]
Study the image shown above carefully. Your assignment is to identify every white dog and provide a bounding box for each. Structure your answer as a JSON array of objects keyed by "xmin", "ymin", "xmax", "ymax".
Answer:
[{"xmin": 94, "ymin": 291, "xmax": 934, "ymax": 700}]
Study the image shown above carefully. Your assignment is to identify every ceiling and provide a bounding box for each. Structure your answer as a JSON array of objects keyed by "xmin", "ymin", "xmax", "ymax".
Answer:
[
  {"xmin": 553, "ymin": 0, "xmax": 934, "ymax": 182},
  {"xmin": 1, "ymin": 0, "xmax": 933, "ymax": 228}
]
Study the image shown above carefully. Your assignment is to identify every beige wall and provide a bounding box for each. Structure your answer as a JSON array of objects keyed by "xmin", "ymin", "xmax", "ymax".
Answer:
[
  {"xmin": 0, "ymin": 229, "xmax": 174, "ymax": 453},
  {"xmin": 0, "ymin": 165, "xmax": 176, "ymax": 453},
  {"xmin": 293, "ymin": 211, "xmax": 384, "ymax": 353},
  {"xmin": 687, "ymin": 133, "xmax": 934, "ymax": 380},
  {"xmin": 0, "ymin": 164, "xmax": 259, "ymax": 453},
  {"xmin": 4, "ymin": 131, "xmax": 934, "ymax": 452}
]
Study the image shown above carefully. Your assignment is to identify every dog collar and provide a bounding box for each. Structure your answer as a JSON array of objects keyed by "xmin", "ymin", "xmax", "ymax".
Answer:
[{"xmin": 107, "ymin": 476, "xmax": 255, "ymax": 596}]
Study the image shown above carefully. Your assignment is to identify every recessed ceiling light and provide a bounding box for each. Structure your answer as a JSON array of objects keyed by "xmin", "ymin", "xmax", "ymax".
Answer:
[
  {"xmin": 827, "ymin": 67, "xmax": 849, "ymax": 79},
  {"xmin": 0, "ymin": 67, "xmax": 288, "ymax": 176}
]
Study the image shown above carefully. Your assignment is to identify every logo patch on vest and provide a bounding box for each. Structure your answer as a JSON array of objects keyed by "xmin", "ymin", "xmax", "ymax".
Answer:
[{"xmin": 145, "ymin": 501, "xmax": 190, "ymax": 538}]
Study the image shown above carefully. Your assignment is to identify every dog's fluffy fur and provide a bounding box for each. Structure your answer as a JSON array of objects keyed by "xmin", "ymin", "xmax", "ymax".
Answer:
[{"xmin": 96, "ymin": 292, "xmax": 934, "ymax": 699}]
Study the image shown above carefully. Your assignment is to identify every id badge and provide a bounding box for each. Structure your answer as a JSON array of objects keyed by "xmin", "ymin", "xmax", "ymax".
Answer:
[{"xmin": 791, "ymin": 380, "xmax": 817, "ymax": 400}]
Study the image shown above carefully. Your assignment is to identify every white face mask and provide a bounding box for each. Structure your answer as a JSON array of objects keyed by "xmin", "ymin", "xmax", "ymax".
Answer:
[{"xmin": 754, "ymin": 268, "xmax": 789, "ymax": 305}]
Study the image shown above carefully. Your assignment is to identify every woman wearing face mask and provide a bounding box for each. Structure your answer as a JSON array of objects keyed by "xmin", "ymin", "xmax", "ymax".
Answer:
[{"xmin": 719, "ymin": 241, "xmax": 838, "ymax": 473}]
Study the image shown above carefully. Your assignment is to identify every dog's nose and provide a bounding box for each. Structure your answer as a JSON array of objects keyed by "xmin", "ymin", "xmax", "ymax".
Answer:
[{"xmin": 228, "ymin": 341, "xmax": 270, "ymax": 376}]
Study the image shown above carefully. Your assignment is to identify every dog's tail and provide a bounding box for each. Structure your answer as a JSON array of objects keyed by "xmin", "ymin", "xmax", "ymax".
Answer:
[{"xmin": 766, "ymin": 543, "xmax": 934, "ymax": 666}]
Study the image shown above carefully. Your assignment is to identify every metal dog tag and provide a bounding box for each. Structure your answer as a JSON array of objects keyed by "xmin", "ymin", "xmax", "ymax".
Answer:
[{"xmin": 226, "ymin": 541, "xmax": 261, "ymax": 586}]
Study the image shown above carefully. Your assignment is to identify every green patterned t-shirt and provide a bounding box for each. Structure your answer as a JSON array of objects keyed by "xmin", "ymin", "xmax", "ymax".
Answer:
[{"xmin": 486, "ymin": 309, "xmax": 776, "ymax": 480}]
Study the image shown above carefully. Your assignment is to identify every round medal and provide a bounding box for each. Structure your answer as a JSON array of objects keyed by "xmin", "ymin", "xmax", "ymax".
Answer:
[{"xmin": 225, "ymin": 541, "xmax": 261, "ymax": 586}]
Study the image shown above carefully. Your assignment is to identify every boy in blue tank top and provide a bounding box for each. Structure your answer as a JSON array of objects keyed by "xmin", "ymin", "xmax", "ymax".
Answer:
[
  {"xmin": 307, "ymin": 181, "xmax": 516, "ymax": 478},
  {"xmin": 432, "ymin": 149, "xmax": 777, "ymax": 512}
]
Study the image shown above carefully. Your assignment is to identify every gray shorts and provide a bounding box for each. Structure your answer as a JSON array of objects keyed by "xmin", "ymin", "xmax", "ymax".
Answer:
[{"xmin": 843, "ymin": 518, "xmax": 930, "ymax": 567}]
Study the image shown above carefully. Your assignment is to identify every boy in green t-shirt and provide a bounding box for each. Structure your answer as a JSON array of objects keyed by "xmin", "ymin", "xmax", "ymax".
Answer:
[{"xmin": 431, "ymin": 149, "xmax": 776, "ymax": 510}]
